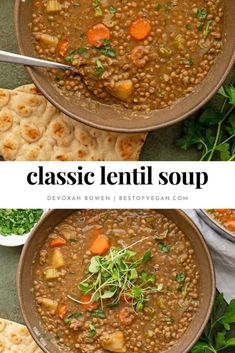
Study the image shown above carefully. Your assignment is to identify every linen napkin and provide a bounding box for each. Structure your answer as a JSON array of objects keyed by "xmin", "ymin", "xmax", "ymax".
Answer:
[{"xmin": 184, "ymin": 209, "xmax": 235, "ymax": 303}]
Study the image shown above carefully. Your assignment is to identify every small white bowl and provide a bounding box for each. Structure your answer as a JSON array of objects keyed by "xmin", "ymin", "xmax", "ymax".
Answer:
[{"xmin": 0, "ymin": 210, "xmax": 48, "ymax": 247}]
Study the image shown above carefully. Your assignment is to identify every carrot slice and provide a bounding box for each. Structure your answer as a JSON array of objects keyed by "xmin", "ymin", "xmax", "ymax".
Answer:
[
  {"xmin": 214, "ymin": 209, "xmax": 231, "ymax": 215},
  {"xmin": 80, "ymin": 294, "xmax": 100, "ymax": 311},
  {"xmin": 57, "ymin": 304, "xmax": 68, "ymax": 319},
  {"xmin": 129, "ymin": 19, "xmax": 151, "ymax": 40},
  {"xmin": 90, "ymin": 234, "xmax": 110, "ymax": 255},
  {"xmin": 58, "ymin": 39, "xmax": 69, "ymax": 57},
  {"xmin": 226, "ymin": 220, "xmax": 235, "ymax": 231},
  {"xmin": 49, "ymin": 238, "xmax": 67, "ymax": 248},
  {"xmin": 87, "ymin": 23, "xmax": 110, "ymax": 47}
]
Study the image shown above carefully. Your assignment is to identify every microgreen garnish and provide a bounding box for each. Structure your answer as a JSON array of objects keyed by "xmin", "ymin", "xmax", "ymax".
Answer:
[
  {"xmin": 94, "ymin": 59, "xmax": 105, "ymax": 77},
  {"xmin": 68, "ymin": 237, "xmax": 163, "ymax": 311},
  {"xmin": 204, "ymin": 20, "xmax": 213, "ymax": 38}
]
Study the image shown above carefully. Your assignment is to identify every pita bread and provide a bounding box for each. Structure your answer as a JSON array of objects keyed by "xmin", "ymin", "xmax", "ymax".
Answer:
[
  {"xmin": 0, "ymin": 85, "xmax": 147, "ymax": 161},
  {"xmin": 0, "ymin": 318, "xmax": 43, "ymax": 353}
]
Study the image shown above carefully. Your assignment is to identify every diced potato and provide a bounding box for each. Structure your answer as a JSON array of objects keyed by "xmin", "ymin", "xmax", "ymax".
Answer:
[
  {"xmin": 159, "ymin": 45, "xmax": 172, "ymax": 57},
  {"xmin": 156, "ymin": 297, "xmax": 166, "ymax": 309},
  {"xmin": 103, "ymin": 13, "xmax": 116, "ymax": 28},
  {"xmin": 46, "ymin": 0, "xmax": 62, "ymax": 13},
  {"xmin": 175, "ymin": 34, "xmax": 185, "ymax": 50},
  {"xmin": 38, "ymin": 33, "xmax": 59, "ymax": 47},
  {"xmin": 37, "ymin": 298, "xmax": 58, "ymax": 312},
  {"xmin": 51, "ymin": 249, "xmax": 65, "ymax": 269},
  {"xmin": 108, "ymin": 80, "xmax": 133, "ymax": 102},
  {"xmin": 44, "ymin": 268, "xmax": 60, "ymax": 280},
  {"xmin": 100, "ymin": 331, "xmax": 126, "ymax": 353}
]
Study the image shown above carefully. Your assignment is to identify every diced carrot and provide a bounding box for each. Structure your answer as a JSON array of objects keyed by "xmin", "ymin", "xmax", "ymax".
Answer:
[
  {"xmin": 80, "ymin": 294, "xmax": 100, "ymax": 311},
  {"xmin": 90, "ymin": 234, "xmax": 110, "ymax": 255},
  {"xmin": 129, "ymin": 19, "xmax": 151, "ymax": 40},
  {"xmin": 49, "ymin": 238, "xmax": 67, "ymax": 248},
  {"xmin": 87, "ymin": 23, "xmax": 110, "ymax": 47},
  {"xmin": 57, "ymin": 303, "xmax": 68, "ymax": 319},
  {"xmin": 57, "ymin": 39, "xmax": 69, "ymax": 57},
  {"xmin": 214, "ymin": 209, "xmax": 231, "ymax": 215}
]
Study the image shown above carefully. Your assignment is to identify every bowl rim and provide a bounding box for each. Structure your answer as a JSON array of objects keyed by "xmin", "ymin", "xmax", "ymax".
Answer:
[
  {"xmin": 14, "ymin": 0, "xmax": 235, "ymax": 133},
  {"xmin": 196, "ymin": 209, "xmax": 235, "ymax": 243},
  {"xmin": 17, "ymin": 209, "xmax": 216, "ymax": 353}
]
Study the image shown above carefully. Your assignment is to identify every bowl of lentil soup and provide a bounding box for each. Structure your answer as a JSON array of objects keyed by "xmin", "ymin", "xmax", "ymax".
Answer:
[
  {"xmin": 14, "ymin": 0, "xmax": 235, "ymax": 132},
  {"xmin": 197, "ymin": 209, "xmax": 235, "ymax": 243},
  {"xmin": 17, "ymin": 209, "xmax": 215, "ymax": 353}
]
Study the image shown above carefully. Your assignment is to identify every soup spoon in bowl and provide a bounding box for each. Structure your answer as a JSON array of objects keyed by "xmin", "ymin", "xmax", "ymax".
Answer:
[{"xmin": 0, "ymin": 50, "xmax": 73, "ymax": 70}]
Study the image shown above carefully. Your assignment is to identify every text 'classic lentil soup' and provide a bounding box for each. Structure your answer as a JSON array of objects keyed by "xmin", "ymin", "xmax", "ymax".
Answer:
[
  {"xmin": 30, "ymin": 0, "xmax": 223, "ymax": 112},
  {"xmin": 32, "ymin": 210, "xmax": 200, "ymax": 353}
]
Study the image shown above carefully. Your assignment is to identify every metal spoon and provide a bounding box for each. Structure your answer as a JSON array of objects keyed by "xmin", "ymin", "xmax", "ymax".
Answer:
[{"xmin": 0, "ymin": 50, "xmax": 73, "ymax": 70}]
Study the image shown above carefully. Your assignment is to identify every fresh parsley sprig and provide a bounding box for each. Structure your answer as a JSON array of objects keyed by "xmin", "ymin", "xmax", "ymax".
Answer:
[
  {"xmin": 191, "ymin": 293, "xmax": 235, "ymax": 353},
  {"xmin": 176, "ymin": 79, "xmax": 235, "ymax": 161}
]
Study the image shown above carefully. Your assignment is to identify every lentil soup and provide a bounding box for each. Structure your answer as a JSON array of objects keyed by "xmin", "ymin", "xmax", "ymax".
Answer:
[
  {"xmin": 32, "ymin": 210, "xmax": 200, "ymax": 353},
  {"xmin": 206, "ymin": 209, "xmax": 235, "ymax": 235},
  {"xmin": 30, "ymin": 0, "xmax": 224, "ymax": 113}
]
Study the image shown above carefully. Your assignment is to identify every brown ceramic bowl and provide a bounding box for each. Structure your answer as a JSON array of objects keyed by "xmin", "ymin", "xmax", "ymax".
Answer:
[
  {"xmin": 196, "ymin": 209, "xmax": 235, "ymax": 243},
  {"xmin": 17, "ymin": 209, "xmax": 215, "ymax": 353},
  {"xmin": 14, "ymin": 1, "xmax": 235, "ymax": 133}
]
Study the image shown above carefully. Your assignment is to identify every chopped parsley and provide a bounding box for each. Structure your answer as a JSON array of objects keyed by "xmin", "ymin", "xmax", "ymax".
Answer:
[
  {"xmin": 196, "ymin": 8, "xmax": 208, "ymax": 20},
  {"xmin": 158, "ymin": 241, "xmax": 171, "ymax": 253}
]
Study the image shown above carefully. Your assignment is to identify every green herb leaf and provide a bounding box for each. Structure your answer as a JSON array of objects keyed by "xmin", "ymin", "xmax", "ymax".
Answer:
[
  {"xmin": 64, "ymin": 312, "xmax": 81, "ymax": 325},
  {"xmin": 142, "ymin": 250, "xmax": 152, "ymax": 263},
  {"xmin": 158, "ymin": 242, "xmax": 170, "ymax": 253},
  {"xmin": 0, "ymin": 209, "xmax": 43, "ymax": 236},
  {"xmin": 204, "ymin": 20, "xmax": 213, "ymax": 38},
  {"xmin": 78, "ymin": 282, "xmax": 93, "ymax": 294},
  {"xmin": 196, "ymin": 8, "xmax": 207, "ymax": 19},
  {"xmin": 89, "ymin": 256, "xmax": 101, "ymax": 273},
  {"xmin": 109, "ymin": 5, "xmax": 117, "ymax": 14},
  {"xmin": 65, "ymin": 47, "xmax": 87, "ymax": 62},
  {"xmin": 191, "ymin": 341, "xmax": 211, "ymax": 353},
  {"xmin": 175, "ymin": 273, "xmax": 186, "ymax": 282},
  {"xmin": 219, "ymin": 299, "xmax": 235, "ymax": 331},
  {"xmin": 96, "ymin": 46, "xmax": 116, "ymax": 58},
  {"xmin": 95, "ymin": 59, "xmax": 105, "ymax": 77},
  {"xmin": 90, "ymin": 308, "xmax": 106, "ymax": 319},
  {"xmin": 86, "ymin": 322, "xmax": 97, "ymax": 338},
  {"xmin": 199, "ymin": 107, "xmax": 223, "ymax": 126}
]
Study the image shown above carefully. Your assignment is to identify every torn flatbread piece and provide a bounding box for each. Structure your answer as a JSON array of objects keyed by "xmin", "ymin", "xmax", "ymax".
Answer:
[
  {"xmin": 0, "ymin": 318, "xmax": 43, "ymax": 353},
  {"xmin": 0, "ymin": 85, "xmax": 147, "ymax": 161}
]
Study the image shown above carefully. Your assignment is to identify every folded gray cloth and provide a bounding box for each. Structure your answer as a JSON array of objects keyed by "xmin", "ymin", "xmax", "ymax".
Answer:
[{"xmin": 184, "ymin": 210, "xmax": 235, "ymax": 303}]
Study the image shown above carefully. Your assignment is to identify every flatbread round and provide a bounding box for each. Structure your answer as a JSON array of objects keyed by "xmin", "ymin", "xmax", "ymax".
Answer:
[
  {"xmin": 0, "ymin": 318, "xmax": 43, "ymax": 353},
  {"xmin": 0, "ymin": 85, "xmax": 147, "ymax": 161}
]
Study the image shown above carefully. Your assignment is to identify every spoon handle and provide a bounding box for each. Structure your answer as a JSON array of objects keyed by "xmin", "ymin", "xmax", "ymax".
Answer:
[{"xmin": 0, "ymin": 50, "xmax": 72, "ymax": 70}]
